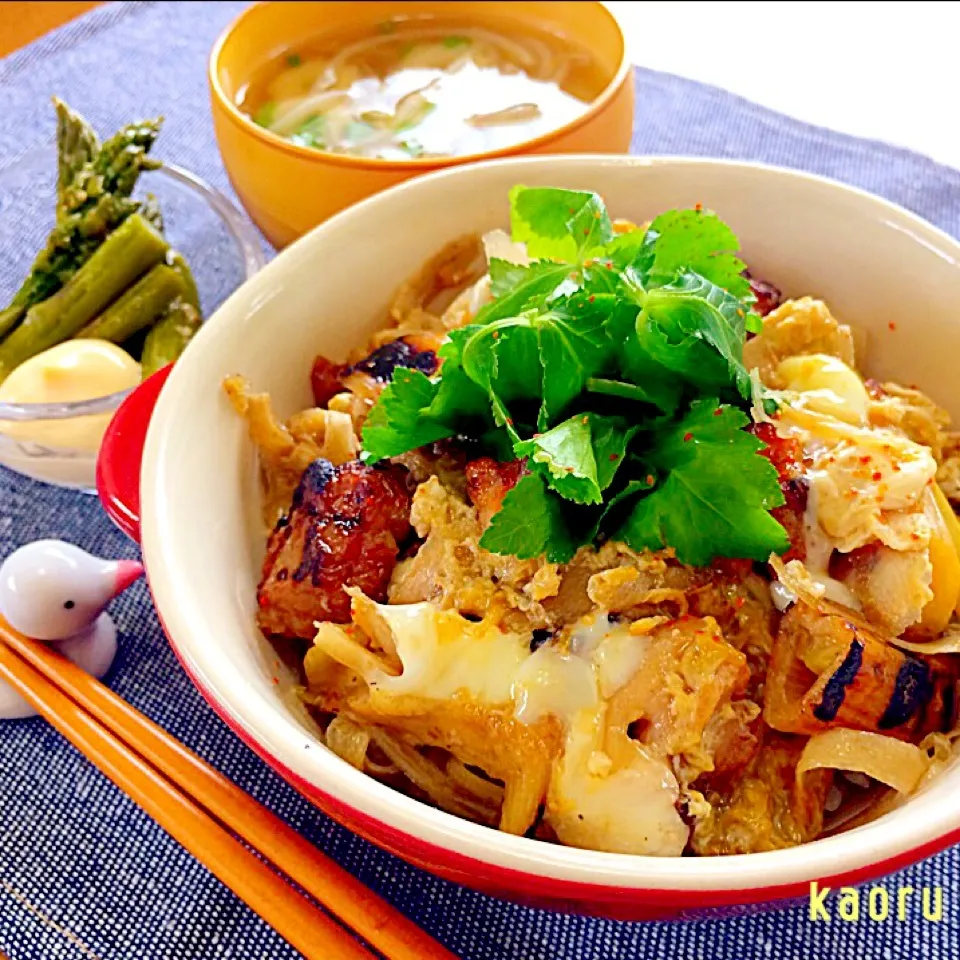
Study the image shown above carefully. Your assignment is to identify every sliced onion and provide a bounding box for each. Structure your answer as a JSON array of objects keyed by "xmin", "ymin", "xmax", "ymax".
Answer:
[
  {"xmin": 324, "ymin": 716, "xmax": 370, "ymax": 770},
  {"xmin": 467, "ymin": 103, "xmax": 542, "ymax": 127},
  {"xmin": 889, "ymin": 627, "xmax": 960, "ymax": 655},
  {"xmin": 798, "ymin": 728, "xmax": 929, "ymax": 796}
]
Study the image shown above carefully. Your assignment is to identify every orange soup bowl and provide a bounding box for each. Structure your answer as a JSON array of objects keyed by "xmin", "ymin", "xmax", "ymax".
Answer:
[{"xmin": 209, "ymin": 1, "xmax": 634, "ymax": 247}]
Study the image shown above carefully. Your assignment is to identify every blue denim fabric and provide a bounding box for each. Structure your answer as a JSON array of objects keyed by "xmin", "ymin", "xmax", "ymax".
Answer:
[{"xmin": 1, "ymin": 3, "xmax": 959, "ymax": 958}]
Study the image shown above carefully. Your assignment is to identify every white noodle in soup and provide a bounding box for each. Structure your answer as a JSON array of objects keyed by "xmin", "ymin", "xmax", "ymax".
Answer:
[{"xmin": 238, "ymin": 17, "xmax": 607, "ymax": 160}]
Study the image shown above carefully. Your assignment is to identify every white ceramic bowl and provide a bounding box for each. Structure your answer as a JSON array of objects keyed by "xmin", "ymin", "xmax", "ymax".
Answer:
[{"xmin": 100, "ymin": 156, "xmax": 960, "ymax": 919}]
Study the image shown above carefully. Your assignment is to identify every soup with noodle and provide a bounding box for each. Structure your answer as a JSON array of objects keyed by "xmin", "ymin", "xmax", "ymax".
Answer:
[{"xmin": 238, "ymin": 17, "xmax": 608, "ymax": 160}]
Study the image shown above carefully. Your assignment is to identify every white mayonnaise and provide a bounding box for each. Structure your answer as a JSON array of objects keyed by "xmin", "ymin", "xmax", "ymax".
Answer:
[{"xmin": 0, "ymin": 340, "xmax": 140, "ymax": 453}]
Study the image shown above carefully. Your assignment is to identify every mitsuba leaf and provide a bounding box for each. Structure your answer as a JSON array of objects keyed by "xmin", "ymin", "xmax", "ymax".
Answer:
[
  {"xmin": 534, "ymin": 294, "xmax": 612, "ymax": 424},
  {"xmin": 429, "ymin": 327, "xmax": 496, "ymax": 423},
  {"xmin": 361, "ymin": 368, "xmax": 455, "ymax": 462},
  {"xmin": 479, "ymin": 473, "xmax": 578, "ymax": 562},
  {"xmin": 509, "ymin": 185, "xmax": 614, "ymax": 262},
  {"xmin": 515, "ymin": 413, "xmax": 634, "ymax": 506},
  {"xmin": 617, "ymin": 400, "xmax": 789, "ymax": 564},
  {"xmin": 642, "ymin": 208, "xmax": 752, "ymax": 298},
  {"xmin": 473, "ymin": 260, "xmax": 573, "ymax": 325},
  {"xmin": 643, "ymin": 271, "xmax": 751, "ymax": 396}
]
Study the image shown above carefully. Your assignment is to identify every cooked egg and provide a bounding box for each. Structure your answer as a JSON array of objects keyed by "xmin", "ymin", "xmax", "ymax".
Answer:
[
  {"xmin": 0, "ymin": 340, "xmax": 140, "ymax": 452},
  {"xmin": 777, "ymin": 354, "xmax": 869, "ymax": 425},
  {"xmin": 778, "ymin": 405, "xmax": 936, "ymax": 553}
]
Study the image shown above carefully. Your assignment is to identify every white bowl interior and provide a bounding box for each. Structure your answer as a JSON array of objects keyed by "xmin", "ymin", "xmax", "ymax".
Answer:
[{"xmin": 142, "ymin": 156, "xmax": 960, "ymax": 892}]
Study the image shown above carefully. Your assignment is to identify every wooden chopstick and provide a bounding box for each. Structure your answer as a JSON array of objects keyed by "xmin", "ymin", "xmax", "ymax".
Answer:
[
  {"xmin": 0, "ymin": 638, "xmax": 370, "ymax": 960},
  {"xmin": 0, "ymin": 619, "xmax": 458, "ymax": 960}
]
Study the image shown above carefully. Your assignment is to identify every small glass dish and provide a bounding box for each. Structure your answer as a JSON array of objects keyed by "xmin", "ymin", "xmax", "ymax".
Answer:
[{"xmin": 0, "ymin": 147, "xmax": 266, "ymax": 490}]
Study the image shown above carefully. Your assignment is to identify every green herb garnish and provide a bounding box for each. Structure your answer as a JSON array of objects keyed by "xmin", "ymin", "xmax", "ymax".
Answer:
[
  {"xmin": 361, "ymin": 186, "xmax": 788, "ymax": 566},
  {"xmin": 442, "ymin": 35, "xmax": 471, "ymax": 48},
  {"xmin": 286, "ymin": 52, "xmax": 302, "ymax": 67},
  {"xmin": 253, "ymin": 101, "xmax": 276, "ymax": 128},
  {"xmin": 399, "ymin": 139, "xmax": 426, "ymax": 158},
  {"xmin": 290, "ymin": 114, "xmax": 327, "ymax": 148}
]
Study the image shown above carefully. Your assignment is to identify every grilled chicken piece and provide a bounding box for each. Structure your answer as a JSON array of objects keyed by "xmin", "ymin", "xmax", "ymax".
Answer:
[
  {"xmin": 257, "ymin": 459, "xmax": 411, "ymax": 637},
  {"xmin": 310, "ymin": 334, "xmax": 442, "ymax": 408},
  {"xmin": 464, "ymin": 457, "xmax": 525, "ymax": 528},
  {"xmin": 764, "ymin": 600, "xmax": 956, "ymax": 739},
  {"xmin": 310, "ymin": 355, "xmax": 346, "ymax": 408},
  {"xmin": 750, "ymin": 421, "xmax": 808, "ymax": 561}
]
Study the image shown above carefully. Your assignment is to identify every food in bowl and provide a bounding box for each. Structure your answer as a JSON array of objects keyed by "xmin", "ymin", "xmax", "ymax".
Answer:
[
  {"xmin": 225, "ymin": 184, "xmax": 960, "ymax": 858},
  {"xmin": 241, "ymin": 15, "xmax": 606, "ymax": 160},
  {"xmin": 208, "ymin": 1, "xmax": 633, "ymax": 246},
  {"xmin": 0, "ymin": 100, "xmax": 203, "ymax": 414}
]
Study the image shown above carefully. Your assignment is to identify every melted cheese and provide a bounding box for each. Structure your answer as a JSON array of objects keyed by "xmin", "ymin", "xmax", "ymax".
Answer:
[
  {"xmin": 513, "ymin": 645, "xmax": 596, "ymax": 724},
  {"xmin": 368, "ymin": 602, "xmax": 528, "ymax": 703},
  {"xmin": 346, "ymin": 600, "xmax": 689, "ymax": 854},
  {"xmin": 544, "ymin": 707, "xmax": 688, "ymax": 856}
]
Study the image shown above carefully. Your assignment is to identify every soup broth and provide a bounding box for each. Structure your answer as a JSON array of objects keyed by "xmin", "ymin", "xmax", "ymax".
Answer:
[{"xmin": 239, "ymin": 16, "xmax": 608, "ymax": 160}]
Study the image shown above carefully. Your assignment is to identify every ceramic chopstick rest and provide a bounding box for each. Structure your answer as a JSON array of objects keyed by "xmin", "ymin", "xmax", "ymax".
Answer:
[{"xmin": 0, "ymin": 540, "xmax": 143, "ymax": 719}]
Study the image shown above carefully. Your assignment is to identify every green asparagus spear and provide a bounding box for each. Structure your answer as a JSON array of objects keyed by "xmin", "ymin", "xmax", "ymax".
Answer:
[
  {"xmin": 0, "ymin": 102, "xmax": 164, "ymax": 337},
  {"xmin": 166, "ymin": 251, "xmax": 200, "ymax": 310},
  {"xmin": 76, "ymin": 264, "xmax": 185, "ymax": 343},
  {"xmin": 0, "ymin": 215, "xmax": 168, "ymax": 383},
  {"xmin": 141, "ymin": 298, "xmax": 202, "ymax": 379},
  {"xmin": 0, "ymin": 192, "xmax": 140, "ymax": 341},
  {"xmin": 141, "ymin": 193, "xmax": 165, "ymax": 234},
  {"xmin": 54, "ymin": 98, "xmax": 100, "ymax": 218}
]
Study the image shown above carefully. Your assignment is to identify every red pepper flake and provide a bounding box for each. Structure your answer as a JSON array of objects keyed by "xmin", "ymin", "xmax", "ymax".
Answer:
[
  {"xmin": 859, "ymin": 455, "xmax": 872, "ymax": 464},
  {"xmin": 911, "ymin": 532, "xmax": 922, "ymax": 541},
  {"xmin": 605, "ymin": 262, "xmax": 614, "ymax": 270},
  {"xmin": 569, "ymin": 208, "xmax": 576, "ymax": 214},
  {"xmin": 491, "ymin": 331, "xmax": 499, "ymax": 339},
  {"xmin": 505, "ymin": 417, "xmax": 513, "ymax": 426},
  {"xmin": 272, "ymin": 677, "xmax": 279, "ymax": 685},
  {"xmin": 888, "ymin": 322, "xmax": 897, "ymax": 331},
  {"xmin": 583, "ymin": 228, "xmax": 590, "ymax": 236},
  {"xmin": 695, "ymin": 202, "xmax": 703, "ymax": 212},
  {"xmin": 646, "ymin": 474, "xmax": 655, "ymax": 486},
  {"xmin": 588, "ymin": 295, "xmax": 596, "ymax": 303},
  {"xmin": 683, "ymin": 432, "xmax": 694, "ymax": 442},
  {"xmin": 734, "ymin": 596, "xmax": 746, "ymax": 609},
  {"xmin": 714, "ymin": 408, "xmax": 723, "ymax": 416},
  {"xmin": 872, "ymin": 471, "xmax": 882, "ymax": 481},
  {"xmin": 609, "ymin": 453, "xmax": 619, "ymax": 462}
]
